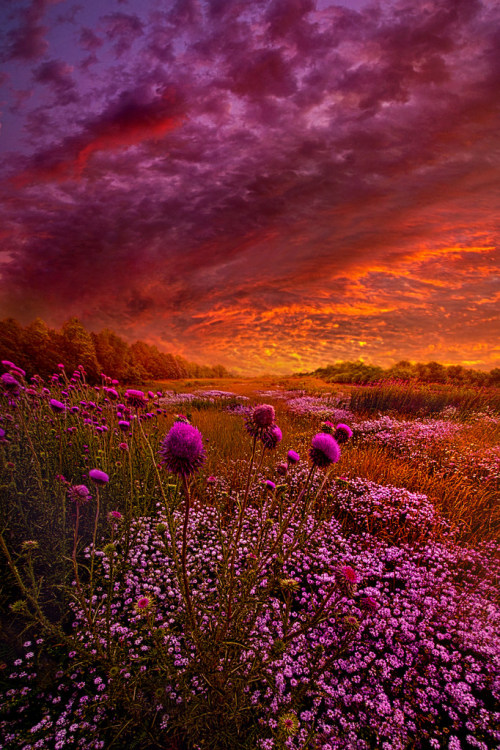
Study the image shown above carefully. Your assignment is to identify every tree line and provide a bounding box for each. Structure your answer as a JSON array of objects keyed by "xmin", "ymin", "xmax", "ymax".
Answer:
[
  {"xmin": 306, "ymin": 359, "xmax": 500, "ymax": 387},
  {"xmin": 0, "ymin": 317, "xmax": 230, "ymax": 384}
]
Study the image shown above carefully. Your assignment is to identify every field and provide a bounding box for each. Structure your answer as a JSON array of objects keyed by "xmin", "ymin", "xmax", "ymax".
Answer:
[{"xmin": 0, "ymin": 365, "xmax": 499, "ymax": 750}]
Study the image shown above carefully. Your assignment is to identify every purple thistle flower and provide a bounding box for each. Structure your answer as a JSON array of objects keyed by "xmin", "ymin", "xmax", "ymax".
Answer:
[
  {"xmin": 245, "ymin": 404, "xmax": 276, "ymax": 437},
  {"xmin": 49, "ymin": 398, "xmax": 66, "ymax": 412},
  {"xmin": 260, "ymin": 424, "xmax": 282, "ymax": 450},
  {"xmin": 108, "ymin": 510, "xmax": 123, "ymax": 522},
  {"xmin": 321, "ymin": 420, "xmax": 336, "ymax": 434},
  {"xmin": 124, "ymin": 389, "xmax": 147, "ymax": 409},
  {"xmin": 1, "ymin": 373, "xmax": 20, "ymax": 392},
  {"xmin": 68, "ymin": 484, "xmax": 91, "ymax": 505},
  {"xmin": 360, "ymin": 596, "xmax": 380, "ymax": 612},
  {"xmin": 276, "ymin": 461, "xmax": 288, "ymax": 476},
  {"xmin": 265, "ymin": 479, "xmax": 276, "ymax": 491},
  {"xmin": 309, "ymin": 433, "xmax": 341, "ymax": 468},
  {"xmin": 334, "ymin": 423, "xmax": 353, "ymax": 444},
  {"xmin": 159, "ymin": 422, "xmax": 206, "ymax": 477},
  {"xmin": 89, "ymin": 468, "xmax": 109, "ymax": 485},
  {"xmin": 287, "ymin": 449, "xmax": 300, "ymax": 464},
  {"xmin": 118, "ymin": 420, "xmax": 130, "ymax": 431}
]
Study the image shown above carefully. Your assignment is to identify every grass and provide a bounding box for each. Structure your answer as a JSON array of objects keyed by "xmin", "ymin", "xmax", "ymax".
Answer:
[{"xmin": 0, "ymin": 368, "xmax": 499, "ymax": 749}]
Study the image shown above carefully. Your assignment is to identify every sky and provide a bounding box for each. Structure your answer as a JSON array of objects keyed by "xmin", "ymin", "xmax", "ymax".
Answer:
[{"xmin": 0, "ymin": 0, "xmax": 499, "ymax": 375}]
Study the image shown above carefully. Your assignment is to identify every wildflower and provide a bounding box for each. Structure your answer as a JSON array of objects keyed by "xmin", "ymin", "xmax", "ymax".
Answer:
[
  {"xmin": 334, "ymin": 422, "xmax": 353, "ymax": 444},
  {"xmin": 174, "ymin": 413, "xmax": 190, "ymax": 424},
  {"xmin": 279, "ymin": 712, "xmax": 299, "ymax": 736},
  {"xmin": 287, "ymin": 449, "xmax": 300, "ymax": 464},
  {"xmin": 343, "ymin": 615, "xmax": 360, "ymax": 631},
  {"xmin": 276, "ymin": 461, "xmax": 288, "ymax": 476},
  {"xmin": 260, "ymin": 424, "xmax": 282, "ymax": 450},
  {"xmin": 338, "ymin": 565, "xmax": 359, "ymax": 585},
  {"xmin": 207, "ymin": 475, "xmax": 216, "ymax": 484},
  {"xmin": 309, "ymin": 433, "xmax": 340, "ymax": 468},
  {"xmin": 321, "ymin": 420, "xmax": 336, "ymax": 434},
  {"xmin": 1, "ymin": 373, "xmax": 20, "ymax": 392},
  {"xmin": 159, "ymin": 422, "xmax": 206, "ymax": 476},
  {"xmin": 245, "ymin": 404, "xmax": 276, "ymax": 437},
  {"xmin": 68, "ymin": 484, "xmax": 92, "ymax": 505},
  {"xmin": 108, "ymin": 510, "xmax": 123, "ymax": 522},
  {"xmin": 105, "ymin": 388, "xmax": 119, "ymax": 400},
  {"xmin": 118, "ymin": 420, "xmax": 130, "ymax": 431},
  {"xmin": 360, "ymin": 596, "xmax": 380, "ymax": 612},
  {"xmin": 119, "ymin": 442, "xmax": 129, "ymax": 451},
  {"xmin": 265, "ymin": 480, "xmax": 276, "ymax": 491},
  {"xmin": 135, "ymin": 595, "xmax": 154, "ymax": 613},
  {"xmin": 124, "ymin": 389, "xmax": 147, "ymax": 409},
  {"xmin": 49, "ymin": 398, "xmax": 66, "ymax": 413},
  {"xmin": 89, "ymin": 469, "xmax": 109, "ymax": 485}
]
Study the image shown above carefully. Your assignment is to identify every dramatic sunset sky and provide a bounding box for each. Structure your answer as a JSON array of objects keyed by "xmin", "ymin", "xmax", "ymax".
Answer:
[{"xmin": 0, "ymin": 0, "xmax": 499, "ymax": 374}]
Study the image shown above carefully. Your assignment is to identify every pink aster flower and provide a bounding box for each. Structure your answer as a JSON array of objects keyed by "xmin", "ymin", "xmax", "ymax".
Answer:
[
  {"xmin": 1, "ymin": 373, "xmax": 20, "ymax": 392},
  {"xmin": 309, "ymin": 433, "xmax": 341, "ymax": 468},
  {"xmin": 88, "ymin": 469, "xmax": 109, "ymax": 485},
  {"xmin": 159, "ymin": 422, "xmax": 206, "ymax": 476}
]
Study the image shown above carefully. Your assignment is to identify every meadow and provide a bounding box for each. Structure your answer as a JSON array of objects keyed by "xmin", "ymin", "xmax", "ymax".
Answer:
[{"xmin": 0, "ymin": 363, "xmax": 499, "ymax": 750}]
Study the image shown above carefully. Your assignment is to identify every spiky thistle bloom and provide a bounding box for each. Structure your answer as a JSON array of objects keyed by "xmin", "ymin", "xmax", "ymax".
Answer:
[
  {"xmin": 88, "ymin": 469, "xmax": 109, "ymax": 485},
  {"xmin": 1, "ymin": 373, "xmax": 20, "ymax": 392},
  {"xmin": 245, "ymin": 404, "xmax": 276, "ymax": 438},
  {"xmin": 159, "ymin": 422, "xmax": 206, "ymax": 477},
  {"xmin": 265, "ymin": 479, "xmax": 276, "ymax": 491},
  {"xmin": 260, "ymin": 423, "xmax": 282, "ymax": 450},
  {"xmin": 124, "ymin": 389, "xmax": 147, "ymax": 409},
  {"xmin": 279, "ymin": 712, "xmax": 299, "ymax": 736},
  {"xmin": 321, "ymin": 420, "xmax": 336, "ymax": 434},
  {"xmin": 68, "ymin": 484, "xmax": 92, "ymax": 505},
  {"xmin": 334, "ymin": 422, "xmax": 353, "ymax": 444},
  {"xmin": 276, "ymin": 461, "xmax": 288, "ymax": 476},
  {"xmin": 49, "ymin": 398, "xmax": 66, "ymax": 412},
  {"xmin": 287, "ymin": 449, "xmax": 300, "ymax": 464},
  {"xmin": 309, "ymin": 433, "xmax": 341, "ymax": 468}
]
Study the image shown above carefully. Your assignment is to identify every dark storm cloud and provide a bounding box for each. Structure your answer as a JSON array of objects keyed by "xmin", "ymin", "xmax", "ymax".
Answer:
[{"xmin": 1, "ymin": 0, "xmax": 499, "ymax": 372}]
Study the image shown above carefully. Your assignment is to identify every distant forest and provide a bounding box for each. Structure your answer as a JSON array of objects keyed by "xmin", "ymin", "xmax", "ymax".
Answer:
[
  {"xmin": 306, "ymin": 360, "xmax": 500, "ymax": 387},
  {"xmin": 0, "ymin": 317, "xmax": 230, "ymax": 384}
]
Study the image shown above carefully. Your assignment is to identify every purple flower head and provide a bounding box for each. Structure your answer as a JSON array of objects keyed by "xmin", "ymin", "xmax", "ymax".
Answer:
[
  {"xmin": 68, "ymin": 484, "xmax": 91, "ymax": 505},
  {"xmin": 148, "ymin": 391, "xmax": 155, "ymax": 399},
  {"xmin": 334, "ymin": 423, "xmax": 353, "ymax": 444},
  {"xmin": 260, "ymin": 424, "xmax": 282, "ymax": 450},
  {"xmin": 287, "ymin": 449, "xmax": 300, "ymax": 464},
  {"xmin": 265, "ymin": 479, "xmax": 276, "ymax": 491},
  {"xmin": 1, "ymin": 372, "xmax": 20, "ymax": 392},
  {"xmin": 207, "ymin": 475, "xmax": 216, "ymax": 484},
  {"xmin": 360, "ymin": 596, "xmax": 380, "ymax": 612},
  {"xmin": 321, "ymin": 420, "xmax": 336, "ymax": 435},
  {"xmin": 49, "ymin": 398, "xmax": 66, "ymax": 413},
  {"xmin": 11, "ymin": 366, "xmax": 26, "ymax": 377},
  {"xmin": 124, "ymin": 389, "xmax": 147, "ymax": 409},
  {"xmin": 309, "ymin": 433, "xmax": 341, "ymax": 468},
  {"xmin": 105, "ymin": 388, "xmax": 119, "ymax": 400},
  {"xmin": 159, "ymin": 422, "xmax": 206, "ymax": 476},
  {"xmin": 108, "ymin": 510, "xmax": 123, "ymax": 522},
  {"xmin": 276, "ymin": 461, "xmax": 288, "ymax": 476},
  {"xmin": 118, "ymin": 420, "xmax": 130, "ymax": 431},
  {"xmin": 245, "ymin": 404, "xmax": 276, "ymax": 438},
  {"xmin": 119, "ymin": 442, "xmax": 129, "ymax": 451},
  {"xmin": 1, "ymin": 360, "xmax": 16, "ymax": 369},
  {"xmin": 338, "ymin": 565, "xmax": 359, "ymax": 585},
  {"xmin": 174, "ymin": 413, "xmax": 190, "ymax": 424},
  {"xmin": 89, "ymin": 468, "xmax": 109, "ymax": 485}
]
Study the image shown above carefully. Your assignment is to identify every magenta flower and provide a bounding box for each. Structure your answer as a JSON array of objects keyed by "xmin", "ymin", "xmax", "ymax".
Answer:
[
  {"xmin": 1, "ymin": 373, "xmax": 20, "ymax": 391},
  {"xmin": 118, "ymin": 420, "xmax": 130, "ymax": 431},
  {"xmin": 334, "ymin": 423, "xmax": 353, "ymax": 444},
  {"xmin": 245, "ymin": 404, "xmax": 276, "ymax": 438},
  {"xmin": 276, "ymin": 461, "xmax": 288, "ymax": 476},
  {"xmin": 159, "ymin": 422, "xmax": 206, "ymax": 476},
  {"xmin": 321, "ymin": 420, "xmax": 336, "ymax": 434},
  {"xmin": 309, "ymin": 433, "xmax": 341, "ymax": 468},
  {"xmin": 360, "ymin": 596, "xmax": 380, "ymax": 612},
  {"xmin": 49, "ymin": 398, "xmax": 66, "ymax": 412},
  {"xmin": 124, "ymin": 389, "xmax": 147, "ymax": 409},
  {"xmin": 89, "ymin": 468, "xmax": 109, "ymax": 485},
  {"xmin": 260, "ymin": 424, "xmax": 282, "ymax": 450},
  {"xmin": 68, "ymin": 484, "xmax": 91, "ymax": 505},
  {"xmin": 265, "ymin": 479, "xmax": 276, "ymax": 491},
  {"xmin": 105, "ymin": 388, "xmax": 119, "ymax": 400},
  {"xmin": 338, "ymin": 565, "xmax": 359, "ymax": 585},
  {"xmin": 287, "ymin": 449, "xmax": 300, "ymax": 464},
  {"xmin": 119, "ymin": 442, "xmax": 129, "ymax": 451},
  {"xmin": 108, "ymin": 510, "xmax": 123, "ymax": 522}
]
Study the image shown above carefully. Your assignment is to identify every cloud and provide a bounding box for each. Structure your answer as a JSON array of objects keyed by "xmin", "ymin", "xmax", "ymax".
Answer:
[
  {"xmin": 1, "ymin": 0, "xmax": 499, "ymax": 372},
  {"xmin": 2, "ymin": 0, "xmax": 62, "ymax": 62}
]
